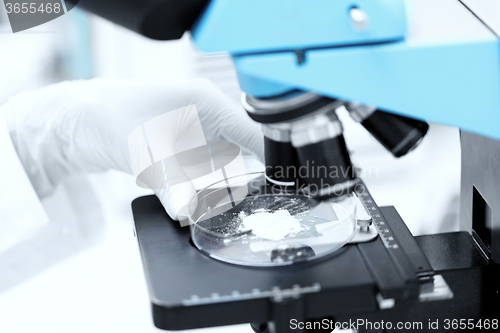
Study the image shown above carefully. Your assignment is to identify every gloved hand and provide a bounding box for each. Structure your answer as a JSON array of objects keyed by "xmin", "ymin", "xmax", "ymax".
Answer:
[{"xmin": 3, "ymin": 78, "xmax": 264, "ymax": 220}]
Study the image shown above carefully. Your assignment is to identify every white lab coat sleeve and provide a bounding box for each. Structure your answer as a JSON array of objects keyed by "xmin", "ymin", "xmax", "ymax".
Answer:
[{"xmin": 0, "ymin": 106, "xmax": 48, "ymax": 254}]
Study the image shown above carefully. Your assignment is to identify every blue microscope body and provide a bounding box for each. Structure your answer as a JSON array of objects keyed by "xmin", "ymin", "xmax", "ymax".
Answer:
[{"xmin": 192, "ymin": 0, "xmax": 500, "ymax": 141}]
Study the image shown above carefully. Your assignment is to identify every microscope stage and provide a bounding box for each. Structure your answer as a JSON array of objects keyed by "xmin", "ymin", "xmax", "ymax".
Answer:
[{"xmin": 132, "ymin": 183, "xmax": 435, "ymax": 330}]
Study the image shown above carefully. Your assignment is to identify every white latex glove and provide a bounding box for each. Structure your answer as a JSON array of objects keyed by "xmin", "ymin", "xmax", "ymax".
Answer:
[{"xmin": 4, "ymin": 78, "xmax": 264, "ymax": 220}]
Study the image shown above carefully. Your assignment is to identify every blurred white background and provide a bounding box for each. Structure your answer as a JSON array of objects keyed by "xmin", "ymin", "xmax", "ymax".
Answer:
[{"xmin": 0, "ymin": 6, "xmax": 460, "ymax": 333}]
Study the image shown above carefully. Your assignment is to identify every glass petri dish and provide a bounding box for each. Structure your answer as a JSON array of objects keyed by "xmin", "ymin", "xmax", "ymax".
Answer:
[{"xmin": 188, "ymin": 172, "xmax": 356, "ymax": 267}]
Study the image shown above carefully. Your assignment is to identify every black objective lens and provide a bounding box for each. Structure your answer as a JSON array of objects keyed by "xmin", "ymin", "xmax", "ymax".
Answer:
[
  {"xmin": 290, "ymin": 112, "xmax": 358, "ymax": 199},
  {"xmin": 264, "ymin": 137, "xmax": 300, "ymax": 186},
  {"xmin": 363, "ymin": 110, "xmax": 428, "ymax": 157},
  {"xmin": 294, "ymin": 135, "xmax": 357, "ymax": 198},
  {"xmin": 348, "ymin": 104, "xmax": 429, "ymax": 157},
  {"xmin": 244, "ymin": 92, "xmax": 358, "ymax": 198}
]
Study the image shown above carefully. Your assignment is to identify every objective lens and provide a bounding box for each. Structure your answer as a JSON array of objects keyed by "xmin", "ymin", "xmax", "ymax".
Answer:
[
  {"xmin": 347, "ymin": 103, "xmax": 429, "ymax": 157},
  {"xmin": 291, "ymin": 112, "xmax": 357, "ymax": 199},
  {"xmin": 244, "ymin": 92, "xmax": 358, "ymax": 198},
  {"xmin": 245, "ymin": 92, "xmax": 342, "ymax": 187},
  {"xmin": 262, "ymin": 127, "xmax": 299, "ymax": 186}
]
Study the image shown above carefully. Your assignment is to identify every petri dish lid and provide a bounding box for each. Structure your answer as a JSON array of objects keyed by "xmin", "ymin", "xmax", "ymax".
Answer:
[{"xmin": 188, "ymin": 172, "xmax": 356, "ymax": 267}]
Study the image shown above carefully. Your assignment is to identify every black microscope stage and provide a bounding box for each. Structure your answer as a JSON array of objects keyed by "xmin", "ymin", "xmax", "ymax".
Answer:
[{"xmin": 132, "ymin": 185, "xmax": 494, "ymax": 332}]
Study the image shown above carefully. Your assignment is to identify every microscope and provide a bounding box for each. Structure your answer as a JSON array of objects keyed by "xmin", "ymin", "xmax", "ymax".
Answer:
[{"xmin": 71, "ymin": 0, "xmax": 500, "ymax": 331}]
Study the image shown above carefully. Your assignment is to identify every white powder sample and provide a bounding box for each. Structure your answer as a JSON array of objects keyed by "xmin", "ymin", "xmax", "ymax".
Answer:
[{"xmin": 241, "ymin": 210, "xmax": 302, "ymax": 241}]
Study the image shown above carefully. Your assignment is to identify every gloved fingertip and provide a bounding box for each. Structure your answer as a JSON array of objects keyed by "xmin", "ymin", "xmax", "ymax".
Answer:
[
  {"xmin": 155, "ymin": 182, "xmax": 197, "ymax": 224},
  {"xmin": 155, "ymin": 189, "xmax": 179, "ymax": 221}
]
